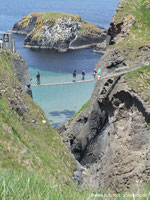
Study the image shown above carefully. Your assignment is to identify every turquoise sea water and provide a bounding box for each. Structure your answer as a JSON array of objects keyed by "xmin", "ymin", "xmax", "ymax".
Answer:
[
  {"xmin": 30, "ymin": 67, "xmax": 96, "ymax": 127},
  {"xmin": 32, "ymin": 75, "xmax": 95, "ymax": 127},
  {"xmin": 0, "ymin": 0, "xmax": 119, "ymax": 127}
]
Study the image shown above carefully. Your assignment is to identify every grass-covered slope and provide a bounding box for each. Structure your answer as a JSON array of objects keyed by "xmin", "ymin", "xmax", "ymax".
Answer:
[
  {"xmin": 0, "ymin": 170, "xmax": 91, "ymax": 200},
  {"xmin": 18, "ymin": 12, "xmax": 81, "ymax": 27},
  {"xmin": 117, "ymin": 0, "xmax": 150, "ymax": 102},
  {"xmin": 0, "ymin": 50, "xmax": 76, "ymax": 184},
  {"xmin": 72, "ymin": 100, "xmax": 90, "ymax": 119},
  {"xmin": 108, "ymin": 0, "xmax": 150, "ymax": 102},
  {"xmin": 125, "ymin": 65, "xmax": 150, "ymax": 103},
  {"xmin": 16, "ymin": 12, "xmax": 101, "ymax": 35},
  {"xmin": 1, "ymin": 170, "xmax": 150, "ymax": 200},
  {"xmin": 110, "ymin": 0, "xmax": 150, "ymax": 55}
]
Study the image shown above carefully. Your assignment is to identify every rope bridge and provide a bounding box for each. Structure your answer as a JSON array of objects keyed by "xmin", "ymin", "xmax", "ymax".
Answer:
[{"xmin": 31, "ymin": 66, "xmax": 141, "ymax": 87}]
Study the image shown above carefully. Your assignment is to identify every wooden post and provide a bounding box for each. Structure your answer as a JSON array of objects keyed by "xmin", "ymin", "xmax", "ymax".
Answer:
[{"xmin": 10, "ymin": 33, "xmax": 15, "ymax": 53}]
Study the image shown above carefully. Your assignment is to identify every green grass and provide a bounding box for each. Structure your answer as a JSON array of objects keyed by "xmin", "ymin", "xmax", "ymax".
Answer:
[
  {"xmin": 80, "ymin": 21, "xmax": 103, "ymax": 35},
  {"xmin": 0, "ymin": 50, "xmax": 76, "ymax": 186},
  {"xmin": 0, "ymin": 170, "xmax": 91, "ymax": 200},
  {"xmin": 72, "ymin": 100, "xmax": 90, "ymax": 119},
  {"xmin": 18, "ymin": 12, "xmax": 81, "ymax": 28},
  {"xmin": 125, "ymin": 65, "xmax": 150, "ymax": 103},
  {"xmin": 109, "ymin": 0, "xmax": 150, "ymax": 101},
  {"xmin": 115, "ymin": 0, "xmax": 150, "ymax": 25},
  {"xmin": 110, "ymin": 0, "xmax": 150, "ymax": 64},
  {"xmin": 41, "ymin": 12, "xmax": 81, "ymax": 21},
  {"xmin": 0, "ymin": 170, "xmax": 150, "ymax": 200}
]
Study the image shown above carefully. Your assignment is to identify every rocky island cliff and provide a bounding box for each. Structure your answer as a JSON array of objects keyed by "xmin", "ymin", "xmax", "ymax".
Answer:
[
  {"xmin": 13, "ymin": 12, "xmax": 107, "ymax": 52},
  {"xmin": 57, "ymin": 0, "xmax": 150, "ymax": 191}
]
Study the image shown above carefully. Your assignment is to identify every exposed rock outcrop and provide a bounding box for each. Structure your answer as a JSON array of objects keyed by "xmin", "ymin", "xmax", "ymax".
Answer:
[
  {"xmin": 13, "ymin": 12, "xmax": 107, "ymax": 52},
  {"xmin": 107, "ymin": 0, "xmax": 136, "ymax": 45},
  {"xmin": 11, "ymin": 52, "xmax": 32, "ymax": 97},
  {"xmin": 0, "ymin": 50, "xmax": 32, "ymax": 97},
  {"xmin": 93, "ymin": 40, "xmax": 108, "ymax": 54},
  {"xmin": 58, "ymin": 71, "xmax": 150, "ymax": 191}
]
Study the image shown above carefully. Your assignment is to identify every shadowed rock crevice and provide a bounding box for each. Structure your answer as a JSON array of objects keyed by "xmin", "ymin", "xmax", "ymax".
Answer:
[
  {"xmin": 71, "ymin": 100, "xmax": 110, "ymax": 163},
  {"xmin": 113, "ymin": 91, "xmax": 150, "ymax": 124},
  {"xmin": 108, "ymin": 22, "xmax": 123, "ymax": 44}
]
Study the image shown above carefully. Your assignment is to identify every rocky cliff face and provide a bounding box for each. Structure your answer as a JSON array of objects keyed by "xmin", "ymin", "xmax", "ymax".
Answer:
[
  {"xmin": 11, "ymin": 52, "xmax": 32, "ymax": 97},
  {"xmin": 0, "ymin": 50, "xmax": 32, "ymax": 97},
  {"xmin": 58, "ymin": 68, "xmax": 150, "ymax": 191},
  {"xmin": 13, "ymin": 12, "xmax": 107, "ymax": 52},
  {"xmin": 57, "ymin": 0, "xmax": 150, "ymax": 191},
  {"xmin": 107, "ymin": 0, "xmax": 136, "ymax": 45}
]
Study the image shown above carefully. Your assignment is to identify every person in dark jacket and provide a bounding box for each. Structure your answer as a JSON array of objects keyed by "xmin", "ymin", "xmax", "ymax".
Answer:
[
  {"xmin": 36, "ymin": 71, "xmax": 40, "ymax": 85},
  {"xmin": 73, "ymin": 70, "xmax": 77, "ymax": 82},
  {"xmin": 93, "ymin": 69, "xmax": 97, "ymax": 79},
  {"xmin": 81, "ymin": 70, "xmax": 85, "ymax": 80}
]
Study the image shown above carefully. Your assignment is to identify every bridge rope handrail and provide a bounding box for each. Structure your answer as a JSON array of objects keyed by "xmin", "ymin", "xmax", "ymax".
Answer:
[{"xmin": 31, "ymin": 66, "xmax": 141, "ymax": 87}]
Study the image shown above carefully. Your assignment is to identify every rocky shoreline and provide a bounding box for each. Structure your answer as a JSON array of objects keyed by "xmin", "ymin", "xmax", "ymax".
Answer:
[{"xmin": 13, "ymin": 12, "xmax": 107, "ymax": 52}]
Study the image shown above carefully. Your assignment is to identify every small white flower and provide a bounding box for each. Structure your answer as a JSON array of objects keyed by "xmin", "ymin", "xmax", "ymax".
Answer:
[{"xmin": 42, "ymin": 120, "xmax": 46, "ymax": 124}]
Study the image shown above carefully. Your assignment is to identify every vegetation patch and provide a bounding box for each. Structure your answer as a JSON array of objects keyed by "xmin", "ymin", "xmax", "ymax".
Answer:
[
  {"xmin": 17, "ymin": 16, "xmax": 30, "ymax": 27},
  {"xmin": 0, "ymin": 170, "xmax": 91, "ymax": 200},
  {"xmin": 72, "ymin": 100, "xmax": 90, "ymax": 119},
  {"xmin": 40, "ymin": 12, "xmax": 81, "ymax": 21},
  {"xmin": 112, "ymin": 0, "xmax": 150, "ymax": 59},
  {"xmin": 20, "ymin": 12, "xmax": 81, "ymax": 26},
  {"xmin": 81, "ymin": 21, "xmax": 103, "ymax": 35},
  {"xmin": 17, "ymin": 13, "xmax": 40, "ymax": 27},
  {"xmin": 0, "ymin": 170, "xmax": 150, "ymax": 200},
  {"xmin": 125, "ymin": 65, "xmax": 150, "ymax": 103}
]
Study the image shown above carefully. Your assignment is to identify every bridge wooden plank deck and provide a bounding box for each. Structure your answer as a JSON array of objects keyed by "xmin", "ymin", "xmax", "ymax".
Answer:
[
  {"xmin": 31, "ymin": 79, "xmax": 94, "ymax": 87},
  {"xmin": 31, "ymin": 66, "xmax": 142, "ymax": 87}
]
